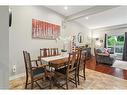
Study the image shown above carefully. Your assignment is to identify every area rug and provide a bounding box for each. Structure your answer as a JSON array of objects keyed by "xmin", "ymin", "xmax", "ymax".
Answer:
[
  {"xmin": 10, "ymin": 68, "xmax": 127, "ymax": 89},
  {"xmin": 112, "ymin": 60, "xmax": 127, "ymax": 70}
]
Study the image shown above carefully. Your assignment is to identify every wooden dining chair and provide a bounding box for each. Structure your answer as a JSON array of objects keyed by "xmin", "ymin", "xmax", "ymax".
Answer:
[
  {"xmin": 76, "ymin": 48, "xmax": 86, "ymax": 85},
  {"xmin": 40, "ymin": 48, "xmax": 51, "ymax": 57},
  {"xmin": 23, "ymin": 51, "xmax": 52, "ymax": 89},
  {"xmin": 54, "ymin": 52, "xmax": 78, "ymax": 89}
]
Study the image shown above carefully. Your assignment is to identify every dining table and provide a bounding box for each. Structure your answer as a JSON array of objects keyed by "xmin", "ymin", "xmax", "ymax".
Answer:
[
  {"xmin": 41, "ymin": 50, "xmax": 87, "ymax": 69},
  {"xmin": 41, "ymin": 54, "xmax": 69, "ymax": 70},
  {"xmin": 40, "ymin": 51, "xmax": 87, "ymax": 88}
]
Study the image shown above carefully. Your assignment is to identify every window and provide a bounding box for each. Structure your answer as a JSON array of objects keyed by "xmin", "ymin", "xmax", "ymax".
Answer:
[{"xmin": 107, "ymin": 34, "xmax": 125, "ymax": 54}]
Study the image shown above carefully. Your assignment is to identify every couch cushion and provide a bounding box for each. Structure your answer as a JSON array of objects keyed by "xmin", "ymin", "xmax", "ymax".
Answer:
[{"xmin": 96, "ymin": 49, "xmax": 102, "ymax": 53}]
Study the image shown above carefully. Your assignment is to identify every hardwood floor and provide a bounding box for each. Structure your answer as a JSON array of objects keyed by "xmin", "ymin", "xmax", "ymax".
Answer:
[{"xmin": 85, "ymin": 57, "xmax": 127, "ymax": 80}]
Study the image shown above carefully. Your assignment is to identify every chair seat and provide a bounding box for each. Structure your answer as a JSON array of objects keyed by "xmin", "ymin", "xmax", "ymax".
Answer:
[
  {"xmin": 33, "ymin": 67, "xmax": 45, "ymax": 76},
  {"xmin": 55, "ymin": 67, "xmax": 67, "ymax": 74}
]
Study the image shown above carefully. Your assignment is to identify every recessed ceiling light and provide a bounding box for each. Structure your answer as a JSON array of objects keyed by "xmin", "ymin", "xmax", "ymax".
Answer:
[
  {"xmin": 85, "ymin": 17, "xmax": 89, "ymax": 20},
  {"xmin": 64, "ymin": 6, "xmax": 68, "ymax": 10}
]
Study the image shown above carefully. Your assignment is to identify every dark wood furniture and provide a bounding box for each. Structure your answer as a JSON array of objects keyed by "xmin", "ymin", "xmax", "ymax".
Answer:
[
  {"xmin": 51, "ymin": 48, "xmax": 59, "ymax": 56},
  {"xmin": 50, "ymin": 52, "xmax": 79, "ymax": 89},
  {"xmin": 76, "ymin": 49, "xmax": 86, "ymax": 85},
  {"xmin": 23, "ymin": 51, "xmax": 52, "ymax": 89},
  {"xmin": 40, "ymin": 49, "xmax": 87, "ymax": 89},
  {"xmin": 40, "ymin": 48, "xmax": 50, "ymax": 57},
  {"xmin": 39, "ymin": 48, "xmax": 59, "ymax": 60}
]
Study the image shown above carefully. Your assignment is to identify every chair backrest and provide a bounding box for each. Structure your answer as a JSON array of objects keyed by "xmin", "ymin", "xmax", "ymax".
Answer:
[
  {"xmin": 66, "ymin": 52, "xmax": 77, "ymax": 75},
  {"xmin": 51, "ymin": 48, "xmax": 59, "ymax": 56},
  {"xmin": 40, "ymin": 48, "xmax": 59, "ymax": 57},
  {"xmin": 77, "ymin": 48, "xmax": 83, "ymax": 65},
  {"xmin": 40, "ymin": 48, "xmax": 50, "ymax": 57},
  {"xmin": 23, "ymin": 51, "xmax": 32, "ymax": 75}
]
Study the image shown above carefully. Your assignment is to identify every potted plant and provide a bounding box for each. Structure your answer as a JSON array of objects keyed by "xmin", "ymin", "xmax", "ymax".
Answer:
[
  {"xmin": 61, "ymin": 49, "xmax": 67, "ymax": 56},
  {"xmin": 61, "ymin": 49, "xmax": 67, "ymax": 52}
]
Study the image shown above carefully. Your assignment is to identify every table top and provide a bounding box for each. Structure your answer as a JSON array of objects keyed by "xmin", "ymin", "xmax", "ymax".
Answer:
[
  {"xmin": 50, "ymin": 58, "xmax": 69, "ymax": 69},
  {"xmin": 41, "ymin": 54, "xmax": 69, "ymax": 68},
  {"xmin": 41, "ymin": 54, "xmax": 69, "ymax": 62}
]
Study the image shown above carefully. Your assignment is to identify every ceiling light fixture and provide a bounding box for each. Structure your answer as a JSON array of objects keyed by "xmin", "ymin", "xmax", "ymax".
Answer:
[
  {"xmin": 85, "ymin": 17, "xmax": 89, "ymax": 20},
  {"xmin": 64, "ymin": 6, "xmax": 68, "ymax": 10}
]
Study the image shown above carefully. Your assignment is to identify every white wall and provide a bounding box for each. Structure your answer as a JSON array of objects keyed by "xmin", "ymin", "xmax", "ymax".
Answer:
[
  {"xmin": 9, "ymin": 6, "xmax": 91, "ymax": 77},
  {"xmin": 9, "ymin": 6, "xmax": 64, "ymax": 77},
  {"xmin": 64, "ymin": 21, "xmax": 91, "ymax": 47},
  {"xmin": 0, "ymin": 6, "xmax": 9, "ymax": 89}
]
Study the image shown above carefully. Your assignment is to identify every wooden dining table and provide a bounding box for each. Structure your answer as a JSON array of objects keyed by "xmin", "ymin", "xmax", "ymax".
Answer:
[
  {"xmin": 41, "ymin": 50, "xmax": 87, "ymax": 69},
  {"xmin": 41, "ymin": 54, "xmax": 69, "ymax": 70}
]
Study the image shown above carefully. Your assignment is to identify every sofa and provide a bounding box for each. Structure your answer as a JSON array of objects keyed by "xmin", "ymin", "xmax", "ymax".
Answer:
[{"xmin": 94, "ymin": 48, "xmax": 116, "ymax": 65}]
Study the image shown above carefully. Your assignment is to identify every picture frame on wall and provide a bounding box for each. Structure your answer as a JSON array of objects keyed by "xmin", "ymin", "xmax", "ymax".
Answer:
[{"xmin": 32, "ymin": 19, "xmax": 60, "ymax": 40}]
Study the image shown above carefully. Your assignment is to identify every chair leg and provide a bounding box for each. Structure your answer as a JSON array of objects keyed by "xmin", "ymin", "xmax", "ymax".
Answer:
[
  {"xmin": 83, "ymin": 64, "xmax": 86, "ymax": 80},
  {"xmin": 31, "ymin": 78, "xmax": 34, "ymax": 89},
  {"xmin": 49, "ymin": 77, "xmax": 53, "ymax": 89},
  {"xmin": 75, "ymin": 71, "xmax": 77, "ymax": 87},
  {"xmin": 77, "ymin": 70, "xmax": 80, "ymax": 85},
  {"xmin": 66, "ymin": 78, "xmax": 68, "ymax": 89},
  {"xmin": 25, "ymin": 74, "xmax": 28, "ymax": 89}
]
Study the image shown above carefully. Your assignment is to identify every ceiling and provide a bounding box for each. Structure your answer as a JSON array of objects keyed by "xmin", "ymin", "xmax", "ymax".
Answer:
[
  {"xmin": 46, "ymin": 6, "xmax": 127, "ymax": 29},
  {"xmin": 76, "ymin": 6, "xmax": 127, "ymax": 29},
  {"xmin": 47, "ymin": 6, "xmax": 93, "ymax": 17}
]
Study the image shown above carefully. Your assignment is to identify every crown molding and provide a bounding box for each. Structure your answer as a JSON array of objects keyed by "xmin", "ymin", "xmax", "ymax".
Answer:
[{"xmin": 92, "ymin": 23, "xmax": 127, "ymax": 31}]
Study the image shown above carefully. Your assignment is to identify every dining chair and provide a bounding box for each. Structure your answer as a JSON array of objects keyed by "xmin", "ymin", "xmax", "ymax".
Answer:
[
  {"xmin": 76, "ymin": 48, "xmax": 86, "ymax": 85},
  {"xmin": 38, "ymin": 48, "xmax": 50, "ymax": 60},
  {"xmin": 54, "ymin": 52, "xmax": 78, "ymax": 89},
  {"xmin": 40, "ymin": 48, "xmax": 51, "ymax": 57},
  {"xmin": 23, "ymin": 51, "xmax": 52, "ymax": 89}
]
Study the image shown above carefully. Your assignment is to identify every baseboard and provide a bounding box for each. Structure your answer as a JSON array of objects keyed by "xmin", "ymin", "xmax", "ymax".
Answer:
[{"xmin": 9, "ymin": 73, "xmax": 25, "ymax": 81}]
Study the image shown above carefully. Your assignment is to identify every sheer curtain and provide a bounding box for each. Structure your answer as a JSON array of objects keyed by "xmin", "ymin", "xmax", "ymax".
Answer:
[{"xmin": 122, "ymin": 32, "xmax": 127, "ymax": 61}]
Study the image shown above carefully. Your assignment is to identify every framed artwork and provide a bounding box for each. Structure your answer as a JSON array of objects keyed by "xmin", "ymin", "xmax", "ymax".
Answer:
[{"xmin": 32, "ymin": 19, "xmax": 60, "ymax": 39}]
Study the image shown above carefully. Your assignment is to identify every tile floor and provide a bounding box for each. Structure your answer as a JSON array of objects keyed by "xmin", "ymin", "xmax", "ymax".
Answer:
[{"xmin": 9, "ymin": 68, "xmax": 127, "ymax": 89}]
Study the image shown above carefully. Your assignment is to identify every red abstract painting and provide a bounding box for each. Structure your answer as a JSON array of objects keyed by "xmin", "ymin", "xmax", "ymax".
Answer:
[{"xmin": 32, "ymin": 19, "xmax": 60, "ymax": 39}]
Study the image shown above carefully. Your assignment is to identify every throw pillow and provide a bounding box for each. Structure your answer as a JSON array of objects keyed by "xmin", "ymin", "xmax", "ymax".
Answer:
[
  {"xmin": 104, "ymin": 48, "xmax": 110, "ymax": 55},
  {"xmin": 104, "ymin": 48, "xmax": 109, "ymax": 52}
]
